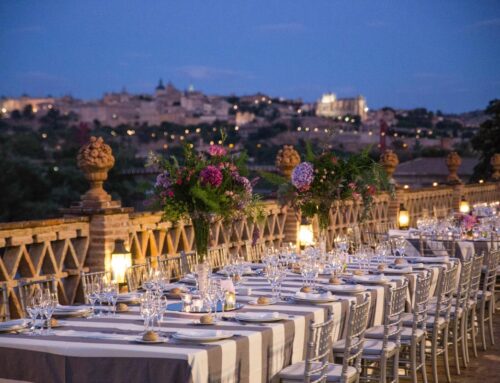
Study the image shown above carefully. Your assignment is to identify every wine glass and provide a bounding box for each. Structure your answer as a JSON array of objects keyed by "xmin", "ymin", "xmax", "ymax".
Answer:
[
  {"xmin": 41, "ymin": 289, "xmax": 57, "ymax": 335},
  {"xmin": 26, "ymin": 292, "xmax": 42, "ymax": 336}
]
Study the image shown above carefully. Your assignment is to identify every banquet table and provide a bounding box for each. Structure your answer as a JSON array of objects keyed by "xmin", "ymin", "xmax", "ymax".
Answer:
[{"xmin": 0, "ymin": 263, "xmax": 442, "ymax": 383}]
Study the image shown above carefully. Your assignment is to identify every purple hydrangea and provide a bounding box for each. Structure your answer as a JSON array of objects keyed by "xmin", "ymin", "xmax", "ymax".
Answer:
[
  {"xmin": 234, "ymin": 174, "xmax": 252, "ymax": 196},
  {"xmin": 291, "ymin": 162, "xmax": 314, "ymax": 191},
  {"xmin": 200, "ymin": 165, "xmax": 223, "ymax": 187},
  {"xmin": 155, "ymin": 171, "xmax": 171, "ymax": 189}
]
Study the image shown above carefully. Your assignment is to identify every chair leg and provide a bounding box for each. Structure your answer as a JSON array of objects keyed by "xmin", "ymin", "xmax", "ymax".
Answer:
[
  {"xmin": 471, "ymin": 309, "xmax": 478, "ymax": 358},
  {"xmin": 420, "ymin": 338, "xmax": 428, "ymax": 383},
  {"xmin": 452, "ymin": 321, "xmax": 460, "ymax": 375},
  {"xmin": 461, "ymin": 316, "xmax": 468, "ymax": 369},
  {"xmin": 443, "ymin": 329, "xmax": 451, "ymax": 383},
  {"xmin": 380, "ymin": 355, "xmax": 387, "ymax": 383},
  {"xmin": 488, "ymin": 300, "xmax": 495, "ymax": 346},
  {"xmin": 479, "ymin": 301, "xmax": 487, "ymax": 351},
  {"xmin": 394, "ymin": 348, "xmax": 400, "ymax": 383},
  {"xmin": 432, "ymin": 336, "xmax": 439, "ymax": 383},
  {"xmin": 410, "ymin": 342, "xmax": 418, "ymax": 383}
]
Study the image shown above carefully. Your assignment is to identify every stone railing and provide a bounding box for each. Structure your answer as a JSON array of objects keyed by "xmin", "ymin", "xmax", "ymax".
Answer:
[
  {"xmin": 1, "ymin": 139, "xmax": 499, "ymax": 318},
  {"xmin": 128, "ymin": 201, "xmax": 288, "ymax": 265},
  {"xmin": 0, "ymin": 217, "xmax": 90, "ymax": 318}
]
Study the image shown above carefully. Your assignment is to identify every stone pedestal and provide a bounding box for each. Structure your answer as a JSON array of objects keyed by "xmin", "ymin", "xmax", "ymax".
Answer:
[
  {"xmin": 491, "ymin": 153, "xmax": 500, "ymax": 182},
  {"xmin": 446, "ymin": 152, "xmax": 462, "ymax": 184},
  {"xmin": 275, "ymin": 145, "xmax": 300, "ymax": 180}
]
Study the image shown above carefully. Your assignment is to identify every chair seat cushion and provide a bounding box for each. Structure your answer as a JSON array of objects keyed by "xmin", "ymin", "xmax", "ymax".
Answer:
[
  {"xmin": 365, "ymin": 325, "xmax": 425, "ymax": 341},
  {"xmin": 402, "ymin": 313, "xmax": 446, "ymax": 328},
  {"xmin": 332, "ymin": 338, "xmax": 397, "ymax": 355},
  {"xmin": 279, "ymin": 361, "xmax": 357, "ymax": 382}
]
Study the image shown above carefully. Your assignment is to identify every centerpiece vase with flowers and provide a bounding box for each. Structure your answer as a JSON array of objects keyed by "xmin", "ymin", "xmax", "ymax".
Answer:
[
  {"xmin": 264, "ymin": 144, "xmax": 391, "ymax": 249},
  {"xmin": 150, "ymin": 133, "xmax": 262, "ymax": 295}
]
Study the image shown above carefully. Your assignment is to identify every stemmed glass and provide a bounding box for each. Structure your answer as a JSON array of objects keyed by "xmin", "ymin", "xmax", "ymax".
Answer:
[
  {"xmin": 214, "ymin": 280, "xmax": 226, "ymax": 319},
  {"xmin": 26, "ymin": 291, "xmax": 42, "ymax": 336},
  {"xmin": 155, "ymin": 295, "xmax": 168, "ymax": 331},
  {"xmin": 140, "ymin": 292, "xmax": 156, "ymax": 332},
  {"xmin": 107, "ymin": 281, "xmax": 119, "ymax": 316},
  {"xmin": 87, "ymin": 283, "xmax": 100, "ymax": 318},
  {"xmin": 41, "ymin": 289, "xmax": 57, "ymax": 335}
]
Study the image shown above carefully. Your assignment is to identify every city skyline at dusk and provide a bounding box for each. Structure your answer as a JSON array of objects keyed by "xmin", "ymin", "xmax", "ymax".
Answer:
[{"xmin": 1, "ymin": 0, "xmax": 499, "ymax": 113}]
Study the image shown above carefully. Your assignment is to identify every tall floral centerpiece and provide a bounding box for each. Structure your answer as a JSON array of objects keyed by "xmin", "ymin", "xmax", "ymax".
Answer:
[
  {"xmin": 270, "ymin": 146, "xmax": 391, "ymax": 241},
  {"xmin": 150, "ymin": 140, "xmax": 261, "ymax": 291}
]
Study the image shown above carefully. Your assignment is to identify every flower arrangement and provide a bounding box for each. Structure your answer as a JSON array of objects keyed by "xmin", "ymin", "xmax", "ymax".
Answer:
[
  {"xmin": 266, "ymin": 145, "xmax": 391, "ymax": 231},
  {"xmin": 149, "ymin": 137, "xmax": 262, "ymax": 262}
]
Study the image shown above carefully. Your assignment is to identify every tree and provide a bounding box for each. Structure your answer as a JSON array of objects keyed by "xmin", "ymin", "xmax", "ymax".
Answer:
[
  {"xmin": 22, "ymin": 104, "xmax": 34, "ymax": 119},
  {"xmin": 471, "ymin": 99, "xmax": 500, "ymax": 181}
]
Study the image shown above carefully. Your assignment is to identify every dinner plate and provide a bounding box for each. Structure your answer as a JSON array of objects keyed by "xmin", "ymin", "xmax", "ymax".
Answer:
[
  {"xmin": 293, "ymin": 292, "xmax": 337, "ymax": 303},
  {"xmin": 132, "ymin": 337, "xmax": 168, "ymax": 344},
  {"xmin": 172, "ymin": 330, "xmax": 233, "ymax": 342},
  {"xmin": 351, "ymin": 275, "xmax": 390, "ymax": 285},
  {"xmin": 191, "ymin": 320, "xmax": 218, "ymax": 326},
  {"xmin": 323, "ymin": 284, "xmax": 366, "ymax": 293},
  {"xmin": 53, "ymin": 306, "xmax": 92, "ymax": 318},
  {"xmin": 116, "ymin": 293, "xmax": 142, "ymax": 303},
  {"xmin": 235, "ymin": 312, "xmax": 284, "ymax": 322},
  {"xmin": 247, "ymin": 298, "xmax": 279, "ymax": 306},
  {"xmin": 0, "ymin": 319, "xmax": 29, "ymax": 333},
  {"xmin": 167, "ymin": 302, "xmax": 244, "ymax": 313},
  {"xmin": 378, "ymin": 268, "xmax": 413, "ymax": 274}
]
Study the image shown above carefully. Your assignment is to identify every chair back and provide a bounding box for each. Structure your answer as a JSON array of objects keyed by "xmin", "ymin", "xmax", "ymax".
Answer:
[
  {"xmin": 411, "ymin": 271, "xmax": 432, "ymax": 335},
  {"xmin": 382, "ymin": 281, "xmax": 408, "ymax": 349},
  {"xmin": 455, "ymin": 258, "xmax": 473, "ymax": 313},
  {"xmin": 468, "ymin": 253, "xmax": 484, "ymax": 306},
  {"xmin": 431, "ymin": 264, "xmax": 458, "ymax": 325},
  {"xmin": 125, "ymin": 261, "xmax": 151, "ymax": 292},
  {"xmin": 341, "ymin": 295, "xmax": 371, "ymax": 380},
  {"xmin": 0, "ymin": 282, "xmax": 10, "ymax": 322},
  {"xmin": 17, "ymin": 276, "xmax": 58, "ymax": 317},
  {"xmin": 245, "ymin": 241, "xmax": 265, "ymax": 263},
  {"xmin": 419, "ymin": 236, "xmax": 456, "ymax": 258},
  {"xmin": 208, "ymin": 245, "xmax": 230, "ymax": 270},
  {"xmin": 481, "ymin": 250, "xmax": 499, "ymax": 298},
  {"xmin": 180, "ymin": 251, "xmax": 198, "ymax": 275},
  {"xmin": 81, "ymin": 270, "xmax": 112, "ymax": 303},
  {"xmin": 302, "ymin": 311, "xmax": 335, "ymax": 383}
]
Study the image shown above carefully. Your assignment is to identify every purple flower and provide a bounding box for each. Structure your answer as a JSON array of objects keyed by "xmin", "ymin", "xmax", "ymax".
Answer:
[
  {"xmin": 208, "ymin": 145, "xmax": 227, "ymax": 157},
  {"xmin": 291, "ymin": 162, "xmax": 314, "ymax": 191},
  {"xmin": 234, "ymin": 174, "xmax": 252, "ymax": 196},
  {"xmin": 200, "ymin": 165, "xmax": 223, "ymax": 187},
  {"xmin": 155, "ymin": 171, "xmax": 171, "ymax": 189}
]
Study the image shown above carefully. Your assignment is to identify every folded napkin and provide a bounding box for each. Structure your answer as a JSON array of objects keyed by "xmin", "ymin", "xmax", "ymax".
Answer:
[
  {"xmin": 55, "ymin": 305, "xmax": 88, "ymax": 312},
  {"xmin": 384, "ymin": 267, "xmax": 412, "ymax": 273},
  {"xmin": 412, "ymin": 256, "xmax": 449, "ymax": 263},
  {"xmin": 54, "ymin": 330, "xmax": 136, "ymax": 341},
  {"xmin": 236, "ymin": 286, "xmax": 252, "ymax": 295}
]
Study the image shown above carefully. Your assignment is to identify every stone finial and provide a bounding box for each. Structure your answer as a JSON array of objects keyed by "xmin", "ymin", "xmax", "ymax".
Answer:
[
  {"xmin": 446, "ymin": 151, "xmax": 462, "ymax": 184},
  {"xmin": 77, "ymin": 136, "xmax": 115, "ymax": 207},
  {"xmin": 379, "ymin": 149, "xmax": 399, "ymax": 180},
  {"xmin": 490, "ymin": 153, "xmax": 500, "ymax": 181},
  {"xmin": 275, "ymin": 145, "xmax": 300, "ymax": 179}
]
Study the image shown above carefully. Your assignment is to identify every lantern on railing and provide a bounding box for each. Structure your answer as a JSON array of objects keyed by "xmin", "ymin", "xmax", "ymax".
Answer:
[
  {"xmin": 110, "ymin": 239, "xmax": 132, "ymax": 284},
  {"xmin": 398, "ymin": 204, "xmax": 410, "ymax": 230},
  {"xmin": 298, "ymin": 218, "xmax": 314, "ymax": 248},
  {"xmin": 459, "ymin": 198, "xmax": 470, "ymax": 214}
]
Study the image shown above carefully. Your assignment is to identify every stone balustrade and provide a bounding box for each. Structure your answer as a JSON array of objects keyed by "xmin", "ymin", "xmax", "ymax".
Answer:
[{"xmin": 0, "ymin": 139, "xmax": 499, "ymax": 318}]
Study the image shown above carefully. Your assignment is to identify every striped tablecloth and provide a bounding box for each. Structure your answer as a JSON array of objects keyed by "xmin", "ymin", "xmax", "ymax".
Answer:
[{"xmin": 0, "ymin": 265, "xmax": 441, "ymax": 383}]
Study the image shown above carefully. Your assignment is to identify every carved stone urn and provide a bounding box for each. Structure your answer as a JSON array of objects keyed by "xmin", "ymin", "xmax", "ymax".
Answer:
[
  {"xmin": 77, "ymin": 136, "xmax": 115, "ymax": 208},
  {"xmin": 275, "ymin": 145, "xmax": 300, "ymax": 179},
  {"xmin": 490, "ymin": 153, "xmax": 500, "ymax": 181},
  {"xmin": 379, "ymin": 149, "xmax": 399, "ymax": 182},
  {"xmin": 446, "ymin": 151, "xmax": 462, "ymax": 184}
]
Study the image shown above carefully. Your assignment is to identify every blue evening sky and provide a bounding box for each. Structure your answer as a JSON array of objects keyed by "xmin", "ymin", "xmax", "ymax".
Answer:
[{"xmin": 1, "ymin": 0, "xmax": 499, "ymax": 113}]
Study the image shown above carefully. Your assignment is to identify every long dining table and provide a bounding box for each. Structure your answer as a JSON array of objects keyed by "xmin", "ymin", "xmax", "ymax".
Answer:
[{"xmin": 0, "ymin": 260, "xmax": 444, "ymax": 383}]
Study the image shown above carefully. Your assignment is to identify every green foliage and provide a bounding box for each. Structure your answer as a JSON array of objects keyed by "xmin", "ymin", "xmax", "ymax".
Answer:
[{"xmin": 471, "ymin": 99, "xmax": 500, "ymax": 181}]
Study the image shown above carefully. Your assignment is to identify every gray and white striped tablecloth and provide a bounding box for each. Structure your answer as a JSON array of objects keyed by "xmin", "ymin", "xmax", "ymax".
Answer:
[{"xmin": 0, "ymin": 266, "xmax": 441, "ymax": 383}]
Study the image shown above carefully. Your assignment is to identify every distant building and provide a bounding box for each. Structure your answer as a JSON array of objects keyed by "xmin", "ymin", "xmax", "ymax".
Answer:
[
  {"xmin": 1, "ymin": 96, "xmax": 55, "ymax": 114},
  {"xmin": 316, "ymin": 93, "xmax": 368, "ymax": 121}
]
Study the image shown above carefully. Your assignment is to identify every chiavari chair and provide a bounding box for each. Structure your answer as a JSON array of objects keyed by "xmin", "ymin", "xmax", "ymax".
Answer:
[
  {"xmin": 125, "ymin": 260, "xmax": 151, "ymax": 292},
  {"xmin": 477, "ymin": 249, "xmax": 499, "ymax": 351},
  {"xmin": 464, "ymin": 253, "xmax": 484, "ymax": 363},
  {"xmin": 17, "ymin": 276, "xmax": 58, "ymax": 317},
  {"xmin": 80, "ymin": 270, "xmax": 112, "ymax": 303},
  {"xmin": 0, "ymin": 282, "xmax": 10, "ymax": 322}
]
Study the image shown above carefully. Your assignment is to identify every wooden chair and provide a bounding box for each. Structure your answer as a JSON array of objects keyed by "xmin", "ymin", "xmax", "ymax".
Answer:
[
  {"xmin": 125, "ymin": 261, "xmax": 151, "ymax": 292},
  {"xmin": 245, "ymin": 241, "xmax": 265, "ymax": 263},
  {"xmin": 370, "ymin": 272, "xmax": 431, "ymax": 382},
  {"xmin": 17, "ymin": 276, "xmax": 58, "ymax": 317},
  {"xmin": 208, "ymin": 245, "xmax": 230, "ymax": 270},
  {"xmin": 0, "ymin": 282, "xmax": 10, "ymax": 322},
  {"xmin": 80, "ymin": 270, "xmax": 112, "ymax": 304},
  {"xmin": 464, "ymin": 253, "xmax": 484, "ymax": 363},
  {"xmin": 280, "ymin": 297, "xmax": 371, "ymax": 383},
  {"xmin": 477, "ymin": 249, "xmax": 499, "ymax": 351}
]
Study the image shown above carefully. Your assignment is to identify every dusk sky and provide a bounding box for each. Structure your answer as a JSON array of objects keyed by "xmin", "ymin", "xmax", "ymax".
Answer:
[{"xmin": 1, "ymin": 0, "xmax": 499, "ymax": 113}]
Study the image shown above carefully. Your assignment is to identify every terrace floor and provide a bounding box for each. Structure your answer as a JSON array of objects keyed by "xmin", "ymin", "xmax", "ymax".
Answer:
[{"xmin": 435, "ymin": 309, "xmax": 500, "ymax": 383}]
